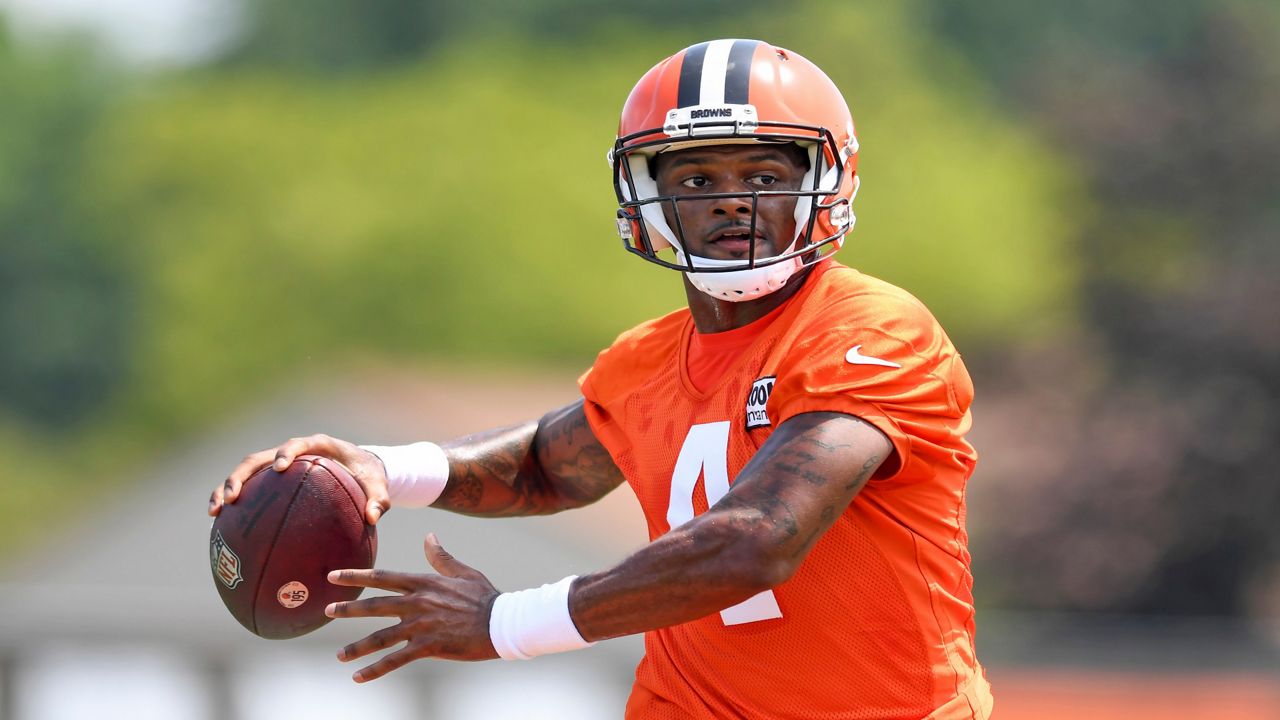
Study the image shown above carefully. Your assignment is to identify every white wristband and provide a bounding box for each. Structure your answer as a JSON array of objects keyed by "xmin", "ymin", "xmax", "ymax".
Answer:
[
  {"xmin": 489, "ymin": 575, "xmax": 594, "ymax": 660},
  {"xmin": 359, "ymin": 442, "xmax": 449, "ymax": 508}
]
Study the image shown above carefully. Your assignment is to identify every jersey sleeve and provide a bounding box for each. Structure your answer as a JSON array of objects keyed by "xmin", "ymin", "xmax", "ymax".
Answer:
[
  {"xmin": 577, "ymin": 310, "xmax": 687, "ymax": 468},
  {"xmin": 578, "ymin": 353, "xmax": 633, "ymax": 463},
  {"xmin": 769, "ymin": 291, "xmax": 974, "ymax": 482}
]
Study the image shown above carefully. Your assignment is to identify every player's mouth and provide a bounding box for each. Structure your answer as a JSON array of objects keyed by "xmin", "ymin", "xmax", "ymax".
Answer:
[{"xmin": 705, "ymin": 225, "xmax": 769, "ymax": 259}]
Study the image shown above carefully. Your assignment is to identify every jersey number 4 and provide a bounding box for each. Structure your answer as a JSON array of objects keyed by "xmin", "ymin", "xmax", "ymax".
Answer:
[{"xmin": 667, "ymin": 422, "xmax": 783, "ymax": 626}]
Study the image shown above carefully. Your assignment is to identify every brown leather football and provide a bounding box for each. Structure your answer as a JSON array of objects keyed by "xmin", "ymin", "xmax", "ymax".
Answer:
[{"xmin": 210, "ymin": 455, "xmax": 377, "ymax": 639}]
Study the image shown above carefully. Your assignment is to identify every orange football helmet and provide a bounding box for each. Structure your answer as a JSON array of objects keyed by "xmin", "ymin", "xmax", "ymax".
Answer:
[{"xmin": 610, "ymin": 39, "xmax": 860, "ymax": 301}]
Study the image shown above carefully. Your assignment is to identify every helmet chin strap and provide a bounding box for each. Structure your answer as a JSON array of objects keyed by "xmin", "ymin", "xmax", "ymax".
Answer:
[{"xmin": 676, "ymin": 245, "xmax": 803, "ymax": 302}]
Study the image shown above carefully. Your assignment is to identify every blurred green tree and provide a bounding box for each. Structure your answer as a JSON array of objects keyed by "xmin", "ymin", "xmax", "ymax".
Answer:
[
  {"xmin": 228, "ymin": 0, "xmax": 774, "ymax": 72},
  {"xmin": 925, "ymin": 0, "xmax": 1280, "ymax": 616},
  {"xmin": 0, "ymin": 22, "xmax": 136, "ymax": 429}
]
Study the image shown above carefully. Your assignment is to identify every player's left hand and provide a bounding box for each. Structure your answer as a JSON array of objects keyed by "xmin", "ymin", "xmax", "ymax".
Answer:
[{"xmin": 326, "ymin": 533, "xmax": 500, "ymax": 681}]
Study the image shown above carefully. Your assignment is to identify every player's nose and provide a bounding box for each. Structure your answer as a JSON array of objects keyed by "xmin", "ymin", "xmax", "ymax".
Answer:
[{"xmin": 711, "ymin": 194, "xmax": 753, "ymax": 216}]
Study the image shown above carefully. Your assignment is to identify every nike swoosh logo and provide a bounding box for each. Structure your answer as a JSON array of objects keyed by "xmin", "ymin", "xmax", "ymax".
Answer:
[{"xmin": 845, "ymin": 345, "xmax": 901, "ymax": 368}]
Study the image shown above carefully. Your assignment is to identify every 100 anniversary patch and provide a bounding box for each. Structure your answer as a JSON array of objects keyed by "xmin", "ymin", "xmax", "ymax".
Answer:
[{"xmin": 745, "ymin": 376, "xmax": 775, "ymax": 429}]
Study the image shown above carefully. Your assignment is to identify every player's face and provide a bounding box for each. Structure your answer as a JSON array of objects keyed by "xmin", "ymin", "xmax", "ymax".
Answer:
[{"xmin": 653, "ymin": 143, "xmax": 809, "ymax": 262}]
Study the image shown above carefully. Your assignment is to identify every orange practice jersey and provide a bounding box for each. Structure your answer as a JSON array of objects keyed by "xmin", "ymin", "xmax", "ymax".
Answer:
[{"xmin": 579, "ymin": 260, "xmax": 993, "ymax": 719}]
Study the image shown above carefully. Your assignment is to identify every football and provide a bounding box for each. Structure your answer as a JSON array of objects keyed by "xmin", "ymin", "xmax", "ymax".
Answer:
[{"xmin": 210, "ymin": 455, "xmax": 377, "ymax": 639}]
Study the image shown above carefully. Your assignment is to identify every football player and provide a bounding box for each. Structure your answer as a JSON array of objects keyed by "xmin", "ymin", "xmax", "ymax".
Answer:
[{"xmin": 211, "ymin": 39, "xmax": 992, "ymax": 719}]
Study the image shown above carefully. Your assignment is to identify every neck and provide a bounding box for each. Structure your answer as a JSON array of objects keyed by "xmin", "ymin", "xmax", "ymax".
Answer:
[{"xmin": 684, "ymin": 266, "xmax": 813, "ymax": 333}]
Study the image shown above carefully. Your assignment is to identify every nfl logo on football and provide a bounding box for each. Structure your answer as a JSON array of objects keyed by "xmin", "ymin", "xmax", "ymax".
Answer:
[{"xmin": 211, "ymin": 530, "xmax": 244, "ymax": 589}]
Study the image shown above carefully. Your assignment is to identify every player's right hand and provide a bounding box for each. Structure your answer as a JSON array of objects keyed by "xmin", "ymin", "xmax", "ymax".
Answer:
[{"xmin": 209, "ymin": 434, "xmax": 392, "ymax": 525}]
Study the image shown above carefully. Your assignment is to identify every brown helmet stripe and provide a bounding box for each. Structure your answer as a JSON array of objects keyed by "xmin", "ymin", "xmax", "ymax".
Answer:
[
  {"xmin": 677, "ymin": 41, "xmax": 710, "ymax": 108},
  {"xmin": 723, "ymin": 39, "xmax": 759, "ymax": 105}
]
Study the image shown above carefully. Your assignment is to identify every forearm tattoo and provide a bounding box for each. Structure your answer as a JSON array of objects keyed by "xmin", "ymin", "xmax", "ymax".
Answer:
[
  {"xmin": 535, "ymin": 402, "xmax": 625, "ymax": 507},
  {"xmin": 434, "ymin": 400, "xmax": 623, "ymax": 518},
  {"xmin": 434, "ymin": 422, "xmax": 541, "ymax": 516},
  {"xmin": 719, "ymin": 413, "xmax": 884, "ymax": 561}
]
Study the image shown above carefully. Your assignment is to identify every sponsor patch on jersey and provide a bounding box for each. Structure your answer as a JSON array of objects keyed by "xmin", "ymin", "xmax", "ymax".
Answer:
[
  {"xmin": 211, "ymin": 530, "xmax": 244, "ymax": 590},
  {"xmin": 745, "ymin": 376, "xmax": 775, "ymax": 429}
]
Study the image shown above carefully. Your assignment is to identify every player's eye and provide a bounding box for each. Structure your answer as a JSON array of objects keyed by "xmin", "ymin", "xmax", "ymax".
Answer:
[
  {"xmin": 750, "ymin": 174, "xmax": 779, "ymax": 186},
  {"xmin": 681, "ymin": 176, "xmax": 709, "ymax": 189}
]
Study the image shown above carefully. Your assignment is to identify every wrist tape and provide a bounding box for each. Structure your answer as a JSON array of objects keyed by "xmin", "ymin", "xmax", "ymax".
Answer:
[
  {"xmin": 489, "ymin": 575, "xmax": 594, "ymax": 660},
  {"xmin": 359, "ymin": 441, "xmax": 449, "ymax": 508}
]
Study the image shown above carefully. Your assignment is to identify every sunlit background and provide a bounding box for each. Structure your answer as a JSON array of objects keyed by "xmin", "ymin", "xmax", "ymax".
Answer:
[{"xmin": 1, "ymin": 0, "xmax": 1277, "ymax": 718}]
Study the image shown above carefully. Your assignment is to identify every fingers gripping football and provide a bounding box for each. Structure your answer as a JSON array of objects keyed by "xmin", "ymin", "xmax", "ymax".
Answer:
[
  {"xmin": 209, "ymin": 434, "xmax": 392, "ymax": 525},
  {"xmin": 211, "ymin": 449, "xmax": 275, "ymax": 511},
  {"xmin": 326, "ymin": 535, "xmax": 500, "ymax": 681}
]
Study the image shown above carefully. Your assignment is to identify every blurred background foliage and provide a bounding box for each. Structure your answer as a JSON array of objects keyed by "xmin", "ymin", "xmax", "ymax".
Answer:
[
  {"xmin": 0, "ymin": 0, "xmax": 1276, "ymax": 620},
  {"xmin": 924, "ymin": 0, "xmax": 1280, "ymax": 617}
]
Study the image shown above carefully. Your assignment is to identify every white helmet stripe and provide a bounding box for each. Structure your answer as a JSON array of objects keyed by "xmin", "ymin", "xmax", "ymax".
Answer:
[{"xmin": 698, "ymin": 40, "xmax": 735, "ymax": 105}]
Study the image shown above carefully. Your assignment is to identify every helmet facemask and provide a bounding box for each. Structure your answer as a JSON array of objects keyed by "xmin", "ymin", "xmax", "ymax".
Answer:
[{"xmin": 611, "ymin": 119, "xmax": 857, "ymax": 302}]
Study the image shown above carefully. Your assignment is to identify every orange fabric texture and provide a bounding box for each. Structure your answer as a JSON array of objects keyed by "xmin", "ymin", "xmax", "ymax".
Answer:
[
  {"xmin": 685, "ymin": 299, "xmax": 789, "ymax": 393},
  {"xmin": 579, "ymin": 260, "xmax": 992, "ymax": 719}
]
